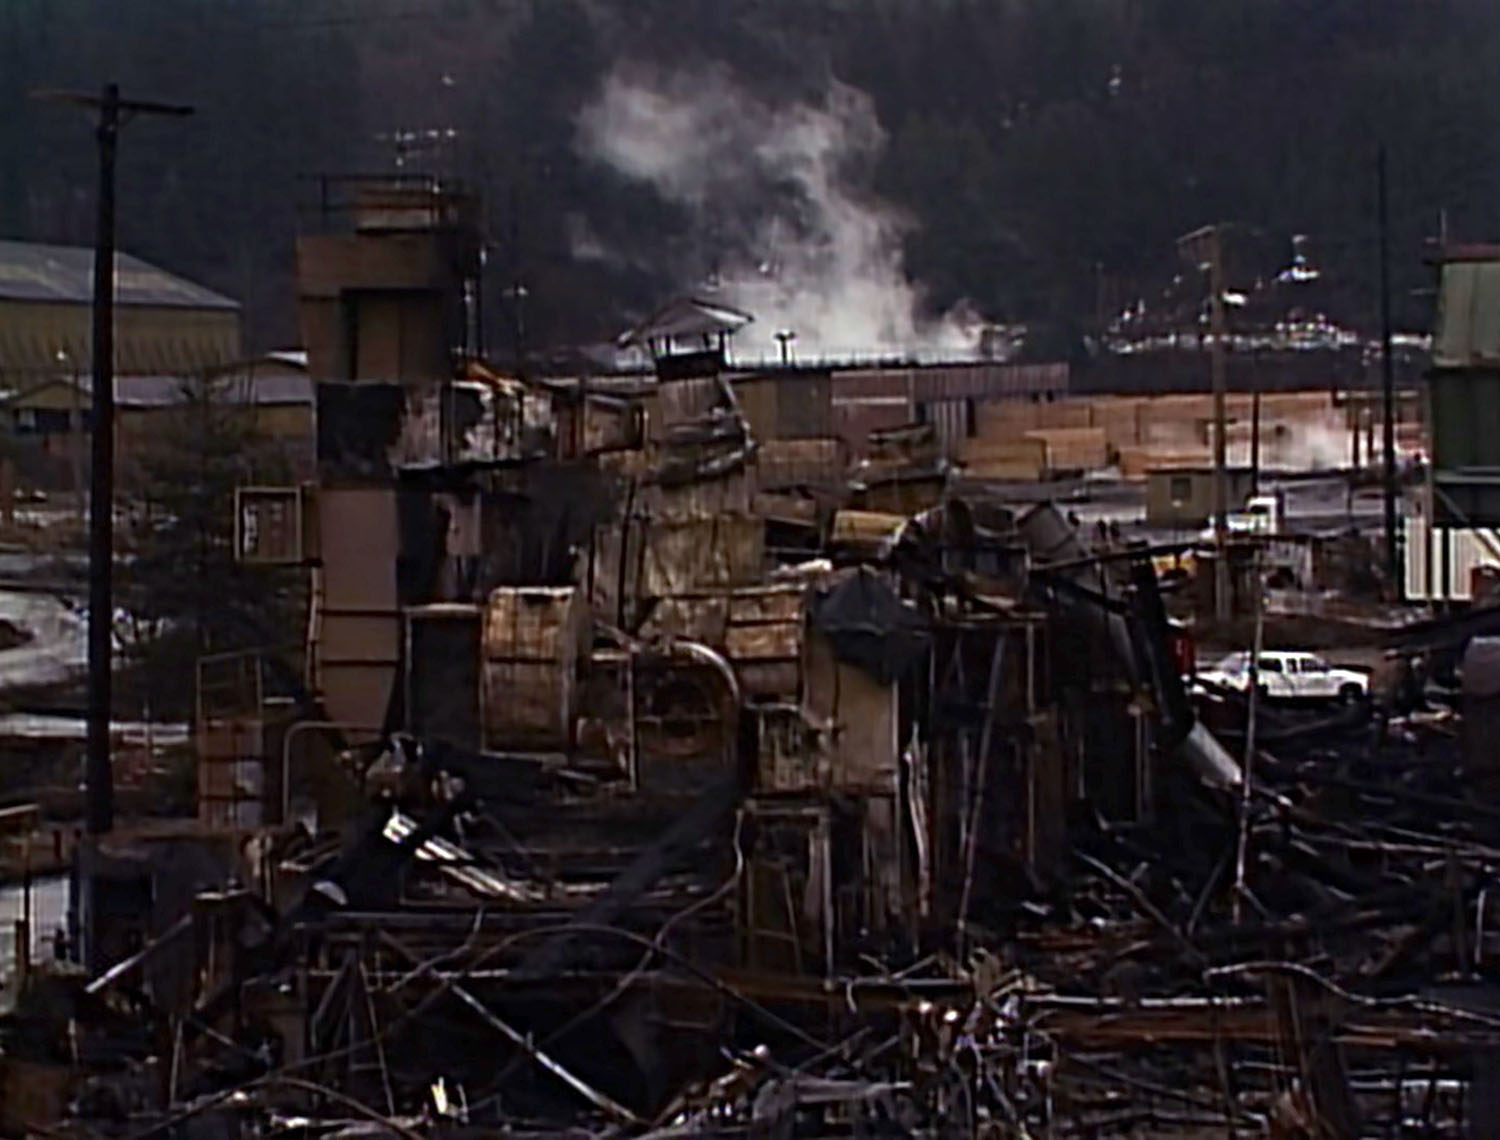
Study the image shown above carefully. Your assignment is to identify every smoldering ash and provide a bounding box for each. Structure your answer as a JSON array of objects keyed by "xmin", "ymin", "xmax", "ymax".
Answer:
[{"xmin": 576, "ymin": 63, "xmax": 981, "ymax": 360}]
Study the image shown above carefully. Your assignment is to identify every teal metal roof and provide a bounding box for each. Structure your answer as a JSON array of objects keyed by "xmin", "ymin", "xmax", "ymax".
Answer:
[{"xmin": 1433, "ymin": 260, "xmax": 1500, "ymax": 368}]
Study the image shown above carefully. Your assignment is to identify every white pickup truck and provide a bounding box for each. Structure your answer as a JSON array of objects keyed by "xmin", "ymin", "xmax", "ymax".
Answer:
[
  {"xmin": 1198, "ymin": 494, "xmax": 1284, "ymax": 540},
  {"xmin": 1195, "ymin": 650, "xmax": 1368, "ymax": 704}
]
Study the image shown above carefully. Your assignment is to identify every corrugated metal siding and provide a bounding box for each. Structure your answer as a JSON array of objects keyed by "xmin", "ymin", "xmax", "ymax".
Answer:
[
  {"xmin": 1434, "ymin": 261, "xmax": 1500, "ymax": 368},
  {"xmin": 1432, "ymin": 370, "xmax": 1500, "ymax": 471},
  {"xmin": 731, "ymin": 372, "xmax": 834, "ymax": 440},
  {"xmin": 0, "ymin": 300, "xmax": 243, "ymax": 376},
  {"xmin": 657, "ymin": 375, "xmax": 722, "ymax": 427},
  {"xmin": 835, "ymin": 403, "xmax": 912, "ymax": 455},
  {"xmin": 910, "ymin": 361, "xmax": 1068, "ymax": 400},
  {"xmin": 758, "ymin": 437, "xmax": 846, "ymax": 489},
  {"xmin": 1405, "ymin": 515, "xmax": 1500, "ymax": 602},
  {"xmin": 831, "ymin": 371, "xmax": 911, "ymax": 454},
  {"xmin": 833, "ymin": 370, "xmax": 911, "ymax": 400},
  {"xmin": 814, "ymin": 364, "xmax": 1070, "ymax": 453},
  {"xmin": 734, "ymin": 376, "xmax": 778, "ymax": 443},
  {"xmin": 777, "ymin": 372, "xmax": 832, "ymax": 436},
  {"xmin": 922, "ymin": 398, "xmax": 971, "ymax": 454}
]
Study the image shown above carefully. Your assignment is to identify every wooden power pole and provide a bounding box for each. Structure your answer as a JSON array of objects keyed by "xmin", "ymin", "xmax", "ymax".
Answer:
[
  {"xmin": 33, "ymin": 84, "xmax": 192, "ymax": 837},
  {"xmin": 1378, "ymin": 148, "xmax": 1400, "ymax": 588},
  {"xmin": 1179, "ymin": 224, "xmax": 1232, "ymax": 620}
]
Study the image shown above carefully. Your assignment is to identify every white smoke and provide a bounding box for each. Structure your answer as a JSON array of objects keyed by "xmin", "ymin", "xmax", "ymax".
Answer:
[{"xmin": 575, "ymin": 64, "xmax": 982, "ymax": 361}]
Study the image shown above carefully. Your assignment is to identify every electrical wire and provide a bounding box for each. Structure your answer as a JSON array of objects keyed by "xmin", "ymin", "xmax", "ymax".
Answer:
[
  {"xmin": 466, "ymin": 810, "xmax": 750, "ymax": 1113},
  {"xmin": 1204, "ymin": 959, "xmax": 1500, "ymax": 1031},
  {"xmin": 158, "ymin": 906, "xmax": 843, "ymax": 1129},
  {"xmin": 116, "ymin": 1073, "xmax": 424, "ymax": 1140}
]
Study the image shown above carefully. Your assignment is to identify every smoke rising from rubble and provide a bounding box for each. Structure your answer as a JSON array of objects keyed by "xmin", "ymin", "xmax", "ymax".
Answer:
[{"xmin": 576, "ymin": 65, "xmax": 981, "ymax": 360}]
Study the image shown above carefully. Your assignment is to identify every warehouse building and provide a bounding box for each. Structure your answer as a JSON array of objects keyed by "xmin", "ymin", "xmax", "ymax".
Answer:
[{"xmin": 0, "ymin": 239, "xmax": 241, "ymax": 385}]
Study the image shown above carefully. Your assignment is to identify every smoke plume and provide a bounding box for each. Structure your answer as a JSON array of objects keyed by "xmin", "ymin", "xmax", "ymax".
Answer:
[{"xmin": 575, "ymin": 64, "xmax": 980, "ymax": 361}]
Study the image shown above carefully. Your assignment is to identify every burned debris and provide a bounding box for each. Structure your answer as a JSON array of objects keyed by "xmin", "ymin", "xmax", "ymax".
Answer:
[{"xmin": 0, "ymin": 178, "xmax": 1488, "ymax": 1140}]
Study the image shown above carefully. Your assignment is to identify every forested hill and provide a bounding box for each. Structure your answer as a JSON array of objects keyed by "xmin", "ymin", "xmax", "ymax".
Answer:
[{"xmin": 4, "ymin": 0, "xmax": 1497, "ymax": 357}]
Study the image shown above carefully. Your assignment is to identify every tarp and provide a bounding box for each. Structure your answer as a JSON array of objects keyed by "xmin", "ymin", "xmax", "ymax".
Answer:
[{"xmin": 809, "ymin": 567, "xmax": 929, "ymax": 684}]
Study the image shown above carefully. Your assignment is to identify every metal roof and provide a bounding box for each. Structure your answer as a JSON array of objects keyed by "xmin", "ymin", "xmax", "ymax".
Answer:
[
  {"xmin": 1433, "ymin": 259, "xmax": 1500, "ymax": 368},
  {"xmin": 617, "ymin": 295, "xmax": 752, "ymax": 348},
  {"xmin": 0, "ymin": 240, "xmax": 239, "ymax": 311},
  {"xmin": 8, "ymin": 367, "xmax": 312, "ymax": 410},
  {"xmin": 110, "ymin": 371, "xmax": 312, "ymax": 408}
]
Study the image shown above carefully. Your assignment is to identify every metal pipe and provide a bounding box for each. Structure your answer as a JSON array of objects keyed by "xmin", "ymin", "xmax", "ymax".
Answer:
[
  {"xmin": 281, "ymin": 720, "xmax": 384, "ymax": 824},
  {"xmin": 668, "ymin": 637, "xmax": 742, "ymax": 711}
]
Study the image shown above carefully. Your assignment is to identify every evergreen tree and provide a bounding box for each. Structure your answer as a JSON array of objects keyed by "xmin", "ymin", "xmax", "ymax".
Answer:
[{"xmin": 115, "ymin": 376, "xmax": 302, "ymax": 720}]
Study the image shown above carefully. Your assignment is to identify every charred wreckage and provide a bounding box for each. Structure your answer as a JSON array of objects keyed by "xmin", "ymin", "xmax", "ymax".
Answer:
[{"xmin": 3, "ymin": 179, "xmax": 1498, "ymax": 1140}]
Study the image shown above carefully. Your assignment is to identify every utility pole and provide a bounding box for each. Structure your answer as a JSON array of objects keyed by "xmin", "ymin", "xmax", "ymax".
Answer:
[
  {"xmin": 1250, "ymin": 350, "xmax": 1262, "ymax": 495},
  {"xmin": 1179, "ymin": 225, "xmax": 1232, "ymax": 619},
  {"xmin": 1209, "ymin": 228, "xmax": 1229, "ymax": 624},
  {"xmin": 33, "ymin": 84, "xmax": 192, "ymax": 837},
  {"xmin": 1177, "ymin": 225, "xmax": 1233, "ymax": 619},
  {"xmin": 1378, "ymin": 147, "xmax": 1399, "ymax": 588}
]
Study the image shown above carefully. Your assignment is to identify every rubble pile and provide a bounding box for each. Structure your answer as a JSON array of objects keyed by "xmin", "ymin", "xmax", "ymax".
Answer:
[{"xmin": 0, "ymin": 181, "xmax": 1479, "ymax": 1139}]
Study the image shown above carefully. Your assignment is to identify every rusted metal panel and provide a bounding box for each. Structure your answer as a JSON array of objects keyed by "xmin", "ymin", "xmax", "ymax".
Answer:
[
  {"xmin": 387, "ymin": 380, "xmax": 550, "ymax": 468},
  {"xmin": 581, "ymin": 397, "xmax": 642, "ymax": 453},
  {"xmin": 732, "ymin": 375, "xmax": 778, "ymax": 443},
  {"xmin": 756, "ymin": 703, "xmax": 827, "ymax": 791},
  {"xmin": 313, "ymin": 487, "xmax": 401, "ymax": 727},
  {"xmin": 838, "ymin": 362, "xmax": 1069, "ymax": 405},
  {"xmin": 803, "ymin": 631, "xmax": 899, "ymax": 793},
  {"xmin": 738, "ymin": 800, "xmax": 835, "ymax": 976},
  {"xmin": 639, "ymin": 515, "xmax": 765, "ymax": 594},
  {"xmin": 482, "ymin": 586, "xmax": 586, "ymax": 749},
  {"xmin": 656, "ymin": 375, "xmax": 722, "ymax": 431},
  {"xmin": 833, "ymin": 402, "xmax": 912, "ymax": 456},
  {"xmin": 850, "ymin": 475, "xmax": 948, "ymax": 516},
  {"xmin": 640, "ymin": 585, "xmax": 803, "ymax": 696},
  {"xmin": 746, "ymin": 371, "xmax": 835, "ymax": 437},
  {"xmin": 407, "ymin": 604, "xmax": 483, "ymax": 750},
  {"xmin": 295, "ymin": 232, "xmax": 460, "ymax": 300},
  {"xmin": 830, "ymin": 371, "xmax": 914, "ymax": 454},
  {"xmin": 910, "ymin": 364, "xmax": 978, "ymax": 401},
  {"xmin": 757, "ymin": 436, "xmax": 846, "ymax": 490},
  {"xmin": 316, "ymin": 382, "xmax": 405, "ymax": 480},
  {"xmin": 921, "ymin": 397, "xmax": 971, "ymax": 454},
  {"xmin": 832, "ymin": 369, "xmax": 910, "ymax": 400},
  {"xmin": 648, "ymin": 465, "xmax": 755, "ymax": 520},
  {"xmin": 354, "ymin": 292, "xmax": 447, "ymax": 380}
]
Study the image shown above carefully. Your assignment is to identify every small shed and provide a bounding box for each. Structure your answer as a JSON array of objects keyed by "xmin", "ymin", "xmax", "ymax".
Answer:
[{"xmin": 1145, "ymin": 465, "xmax": 1257, "ymax": 528}]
